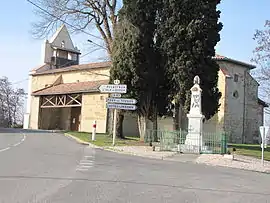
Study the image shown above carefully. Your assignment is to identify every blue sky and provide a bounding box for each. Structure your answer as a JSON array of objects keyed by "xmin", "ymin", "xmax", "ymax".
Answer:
[{"xmin": 0, "ymin": 0, "xmax": 269, "ymax": 92}]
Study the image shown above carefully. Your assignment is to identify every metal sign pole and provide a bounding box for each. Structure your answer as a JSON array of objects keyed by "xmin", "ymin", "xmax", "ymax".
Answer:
[
  {"xmin": 112, "ymin": 80, "xmax": 120, "ymax": 146},
  {"xmin": 262, "ymin": 126, "xmax": 265, "ymax": 166},
  {"xmin": 112, "ymin": 109, "xmax": 117, "ymax": 146}
]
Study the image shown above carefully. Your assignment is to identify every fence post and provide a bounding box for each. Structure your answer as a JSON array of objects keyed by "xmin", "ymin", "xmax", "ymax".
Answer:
[{"xmin": 221, "ymin": 132, "xmax": 227, "ymax": 154}]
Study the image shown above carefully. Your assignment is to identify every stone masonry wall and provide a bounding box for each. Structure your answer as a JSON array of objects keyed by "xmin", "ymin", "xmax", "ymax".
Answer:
[
  {"xmin": 80, "ymin": 93, "xmax": 108, "ymax": 133},
  {"xmin": 221, "ymin": 61, "xmax": 246, "ymax": 143},
  {"xmin": 244, "ymin": 72, "xmax": 261, "ymax": 143},
  {"xmin": 220, "ymin": 61, "xmax": 263, "ymax": 144}
]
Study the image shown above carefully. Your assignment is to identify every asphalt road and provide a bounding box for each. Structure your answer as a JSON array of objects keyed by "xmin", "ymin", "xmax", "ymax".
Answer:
[{"xmin": 0, "ymin": 128, "xmax": 270, "ymax": 203}]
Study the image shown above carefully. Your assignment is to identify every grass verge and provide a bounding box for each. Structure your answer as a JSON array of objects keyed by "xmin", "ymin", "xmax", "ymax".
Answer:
[
  {"xmin": 66, "ymin": 131, "xmax": 144, "ymax": 147},
  {"xmin": 228, "ymin": 143, "xmax": 270, "ymax": 161}
]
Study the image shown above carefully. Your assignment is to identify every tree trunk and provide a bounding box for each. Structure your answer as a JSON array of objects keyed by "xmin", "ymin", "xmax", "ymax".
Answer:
[
  {"xmin": 173, "ymin": 101, "xmax": 180, "ymax": 131},
  {"xmin": 115, "ymin": 111, "xmax": 124, "ymax": 139},
  {"xmin": 137, "ymin": 114, "xmax": 150, "ymax": 142},
  {"xmin": 152, "ymin": 108, "xmax": 158, "ymax": 142}
]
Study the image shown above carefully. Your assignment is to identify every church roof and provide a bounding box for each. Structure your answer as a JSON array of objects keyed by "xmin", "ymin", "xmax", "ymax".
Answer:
[
  {"xmin": 32, "ymin": 80, "xmax": 109, "ymax": 96},
  {"xmin": 31, "ymin": 54, "xmax": 255, "ymax": 76},
  {"xmin": 31, "ymin": 61, "xmax": 111, "ymax": 75},
  {"xmin": 214, "ymin": 54, "xmax": 256, "ymax": 69},
  {"xmin": 258, "ymin": 98, "xmax": 269, "ymax": 108}
]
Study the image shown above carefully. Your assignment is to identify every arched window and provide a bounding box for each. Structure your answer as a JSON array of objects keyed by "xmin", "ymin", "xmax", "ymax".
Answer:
[{"xmin": 61, "ymin": 40, "xmax": 65, "ymax": 48}]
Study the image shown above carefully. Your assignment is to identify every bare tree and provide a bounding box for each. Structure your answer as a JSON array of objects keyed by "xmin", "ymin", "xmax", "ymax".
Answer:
[
  {"xmin": 252, "ymin": 20, "xmax": 270, "ymax": 100},
  {"xmin": 30, "ymin": 0, "xmax": 121, "ymax": 56},
  {"xmin": 29, "ymin": 0, "xmax": 124, "ymax": 136},
  {"xmin": 0, "ymin": 77, "xmax": 26, "ymax": 128}
]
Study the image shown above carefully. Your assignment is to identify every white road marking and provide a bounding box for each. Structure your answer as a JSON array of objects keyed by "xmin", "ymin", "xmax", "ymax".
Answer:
[
  {"xmin": 0, "ymin": 147, "xmax": 10, "ymax": 152},
  {"xmin": 0, "ymin": 133, "xmax": 26, "ymax": 153},
  {"xmin": 79, "ymin": 162, "xmax": 94, "ymax": 165},
  {"xmin": 13, "ymin": 143, "xmax": 20, "ymax": 147},
  {"xmin": 76, "ymin": 168, "xmax": 89, "ymax": 171},
  {"xmin": 78, "ymin": 165, "xmax": 93, "ymax": 168},
  {"xmin": 84, "ymin": 155, "xmax": 94, "ymax": 158},
  {"xmin": 76, "ymin": 155, "xmax": 95, "ymax": 172}
]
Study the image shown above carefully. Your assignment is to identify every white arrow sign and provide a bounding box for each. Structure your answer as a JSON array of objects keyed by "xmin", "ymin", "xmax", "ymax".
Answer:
[
  {"xmin": 106, "ymin": 103, "xmax": 137, "ymax": 110},
  {"xmin": 260, "ymin": 126, "xmax": 270, "ymax": 147},
  {"xmin": 107, "ymin": 98, "xmax": 137, "ymax": 105},
  {"xmin": 259, "ymin": 126, "xmax": 270, "ymax": 166},
  {"xmin": 99, "ymin": 84, "xmax": 127, "ymax": 93}
]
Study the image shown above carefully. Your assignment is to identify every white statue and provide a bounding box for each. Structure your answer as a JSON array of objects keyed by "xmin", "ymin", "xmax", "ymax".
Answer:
[
  {"xmin": 193, "ymin": 75, "xmax": 200, "ymax": 85},
  {"xmin": 184, "ymin": 75, "xmax": 206, "ymax": 152}
]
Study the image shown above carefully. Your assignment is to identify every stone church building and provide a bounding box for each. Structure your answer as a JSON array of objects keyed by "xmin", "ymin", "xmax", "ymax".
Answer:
[{"xmin": 23, "ymin": 25, "xmax": 268, "ymax": 144}]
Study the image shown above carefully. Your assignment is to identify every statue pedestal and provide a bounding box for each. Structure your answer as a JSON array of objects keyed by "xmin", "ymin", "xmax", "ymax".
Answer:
[{"xmin": 183, "ymin": 114, "xmax": 204, "ymax": 153}]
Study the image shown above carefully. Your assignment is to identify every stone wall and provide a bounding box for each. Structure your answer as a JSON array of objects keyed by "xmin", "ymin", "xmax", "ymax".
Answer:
[
  {"xmin": 218, "ymin": 61, "xmax": 263, "ymax": 144},
  {"xmin": 29, "ymin": 96, "xmax": 40, "ymax": 129},
  {"xmin": 80, "ymin": 93, "xmax": 108, "ymax": 133},
  {"xmin": 203, "ymin": 69, "xmax": 227, "ymax": 133},
  {"xmin": 244, "ymin": 72, "xmax": 261, "ymax": 143}
]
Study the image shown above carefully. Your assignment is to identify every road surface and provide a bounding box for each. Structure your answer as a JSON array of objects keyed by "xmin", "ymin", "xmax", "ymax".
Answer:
[{"xmin": 0, "ymin": 128, "xmax": 270, "ymax": 203}]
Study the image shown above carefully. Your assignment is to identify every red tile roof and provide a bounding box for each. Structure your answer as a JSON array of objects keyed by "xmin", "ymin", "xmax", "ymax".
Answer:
[
  {"xmin": 32, "ymin": 80, "xmax": 109, "ymax": 96},
  {"xmin": 30, "ymin": 54, "xmax": 255, "ymax": 77},
  {"xmin": 220, "ymin": 68, "xmax": 231, "ymax": 78},
  {"xmin": 31, "ymin": 61, "xmax": 112, "ymax": 76},
  {"xmin": 213, "ymin": 54, "xmax": 256, "ymax": 69}
]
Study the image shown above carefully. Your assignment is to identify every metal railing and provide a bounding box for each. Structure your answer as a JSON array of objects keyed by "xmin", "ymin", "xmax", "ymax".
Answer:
[{"xmin": 145, "ymin": 129, "xmax": 228, "ymax": 154}]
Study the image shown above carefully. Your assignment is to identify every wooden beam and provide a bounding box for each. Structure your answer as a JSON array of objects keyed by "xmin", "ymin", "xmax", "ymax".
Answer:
[
  {"xmin": 41, "ymin": 104, "xmax": 82, "ymax": 108},
  {"xmin": 40, "ymin": 94, "xmax": 82, "ymax": 108}
]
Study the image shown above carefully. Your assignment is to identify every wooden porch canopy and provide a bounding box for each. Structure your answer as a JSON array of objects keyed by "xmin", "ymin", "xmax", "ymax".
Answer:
[{"xmin": 32, "ymin": 80, "xmax": 108, "ymax": 108}]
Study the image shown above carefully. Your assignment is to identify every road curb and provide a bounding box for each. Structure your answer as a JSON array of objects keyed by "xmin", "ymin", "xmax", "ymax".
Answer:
[
  {"xmin": 103, "ymin": 147, "xmax": 178, "ymax": 160},
  {"xmin": 64, "ymin": 133, "xmax": 177, "ymax": 160},
  {"xmin": 64, "ymin": 133, "xmax": 91, "ymax": 146},
  {"xmin": 65, "ymin": 133, "xmax": 104, "ymax": 149}
]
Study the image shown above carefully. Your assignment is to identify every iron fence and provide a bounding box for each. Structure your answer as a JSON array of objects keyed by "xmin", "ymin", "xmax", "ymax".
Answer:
[{"xmin": 145, "ymin": 129, "xmax": 228, "ymax": 154}]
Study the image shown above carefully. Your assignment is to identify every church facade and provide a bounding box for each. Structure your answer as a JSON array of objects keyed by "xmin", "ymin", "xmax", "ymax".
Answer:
[{"xmin": 23, "ymin": 25, "xmax": 268, "ymax": 144}]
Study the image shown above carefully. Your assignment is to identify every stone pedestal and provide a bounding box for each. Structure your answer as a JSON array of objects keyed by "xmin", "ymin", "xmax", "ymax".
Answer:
[{"xmin": 185, "ymin": 114, "xmax": 204, "ymax": 147}]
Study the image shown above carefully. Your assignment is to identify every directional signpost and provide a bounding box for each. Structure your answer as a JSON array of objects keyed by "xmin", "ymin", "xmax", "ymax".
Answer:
[
  {"xmin": 107, "ymin": 98, "xmax": 137, "ymax": 105},
  {"xmin": 98, "ymin": 84, "xmax": 127, "ymax": 94},
  {"xmin": 98, "ymin": 80, "xmax": 137, "ymax": 146},
  {"xmin": 259, "ymin": 126, "xmax": 270, "ymax": 166},
  {"xmin": 107, "ymin": 103, "xmax": 137, "ymax": 110}
]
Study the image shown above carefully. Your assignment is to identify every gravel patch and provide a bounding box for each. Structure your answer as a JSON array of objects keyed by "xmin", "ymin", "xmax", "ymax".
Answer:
[
  {"xmin": 196, "ymin": 154, "xmax": 270, "ymax": 173},
  {"xmin": 105, "ymin": 146, "xmax": 177, "ymax": 159}
]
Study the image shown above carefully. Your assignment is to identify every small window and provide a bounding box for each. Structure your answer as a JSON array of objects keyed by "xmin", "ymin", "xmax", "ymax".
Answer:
[
  {"xmin": 234, "ymin": 74, "xmax": 239, "ymax": 82},
  {"xmin": 233, "ymin": 90, "xmax": 239, "ymax": 98},
  {"xmin": 61, "ymin": 40, "xmax": 65, "ymax": 48}
]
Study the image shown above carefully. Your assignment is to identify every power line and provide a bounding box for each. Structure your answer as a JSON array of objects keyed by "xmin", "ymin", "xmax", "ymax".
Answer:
[
  {"xmin": 12, "ymin": 79, "xmax": 29, "ymax": 85},
  {"xmin": 26, "ymin": 0, "xmax": 106, "ymax": 49}
]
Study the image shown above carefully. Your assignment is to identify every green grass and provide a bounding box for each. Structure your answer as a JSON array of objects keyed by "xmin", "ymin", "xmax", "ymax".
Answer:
[
  {"xmin": 228, "ymin": 143, "xmax": 270, "ymax": 161},
  {"xmin": 66, "ymin": 131, "xmax": 144, "ymax": 147}
]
